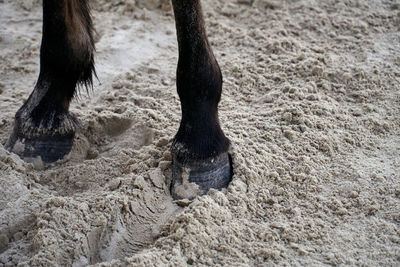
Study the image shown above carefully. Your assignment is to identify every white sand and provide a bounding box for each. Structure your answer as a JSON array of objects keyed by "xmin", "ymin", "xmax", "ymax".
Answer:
[{"xmin": 0, "ymin": 0, "xmax": 399, "ymax": 266}]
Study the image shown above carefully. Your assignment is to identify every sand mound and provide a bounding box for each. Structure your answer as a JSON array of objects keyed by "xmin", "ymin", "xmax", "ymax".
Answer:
[{"xmin": 1, "ymin": 0, "xmax": 399, "ymax": 266}]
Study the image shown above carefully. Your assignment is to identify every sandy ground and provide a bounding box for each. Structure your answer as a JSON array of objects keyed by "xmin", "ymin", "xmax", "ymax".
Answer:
[{"xmin": 0, "ymin": 0, "xmax": 400, "ymax": 266}]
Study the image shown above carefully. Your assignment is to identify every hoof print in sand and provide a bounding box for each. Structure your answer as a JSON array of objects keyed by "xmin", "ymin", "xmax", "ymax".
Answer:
[{"xmin": 97, "ymin": 114, "xmax": 134, "ymax": 137}]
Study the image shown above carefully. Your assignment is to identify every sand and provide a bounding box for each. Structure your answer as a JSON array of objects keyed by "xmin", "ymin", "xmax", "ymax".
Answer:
[{"xmin": 0, "ymin": 0, "xmax": 399, "ymax": 266}]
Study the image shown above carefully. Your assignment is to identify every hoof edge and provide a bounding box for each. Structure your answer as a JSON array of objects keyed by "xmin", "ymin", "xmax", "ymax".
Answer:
[
  {"xmin": 171, "ymin": 153, "xmax": 232, "ymax": 200},
  {"xmin": 6, "ymin": 133, "xmax": 74, "ymax": 163}
]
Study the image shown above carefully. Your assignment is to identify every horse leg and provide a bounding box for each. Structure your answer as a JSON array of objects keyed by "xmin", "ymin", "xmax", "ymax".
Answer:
[
  {"xmin": 170, "ymin": 0, "xmax": 232, "ymax": 199},
  {"xmin": 6, "ymin": 0, "xmax": 95, "ymax": 163}
]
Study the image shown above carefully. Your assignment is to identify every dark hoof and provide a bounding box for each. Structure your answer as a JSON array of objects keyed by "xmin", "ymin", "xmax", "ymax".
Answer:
[
  {"xmin": 6, "ymin": 132, "xmax": 74, "ymax": 163},
  {"xmin": 171, "ymin": 153, "xmax": 232, "ymax": 200}
]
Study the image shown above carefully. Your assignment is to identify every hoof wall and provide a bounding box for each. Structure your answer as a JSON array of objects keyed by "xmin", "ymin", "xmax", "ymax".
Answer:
[
  {"xmin": 171, "ymin": 153, "xmax": 232, "ymax": 200},
  {"xmin": 6, "ymin": 133, "xmax": 74, "ymax": 163}
]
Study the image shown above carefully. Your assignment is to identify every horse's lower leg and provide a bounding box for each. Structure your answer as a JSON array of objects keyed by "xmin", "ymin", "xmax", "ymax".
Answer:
[
  {"xmin": 6, "ymin": 0, "xmax": 95, "ymax": 163},
  {"xmin": 170, "ymin": 0, "xmax": 232, "ymax": 199}
]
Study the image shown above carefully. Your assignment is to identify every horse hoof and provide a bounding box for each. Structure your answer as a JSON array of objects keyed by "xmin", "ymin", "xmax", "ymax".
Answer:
[
  {"xmin": 6, "ymin": 132, "xmax": 74, "ymax": 163},
  {"xmin": 170, "ymin": 152, "xmax": 232, "ymax": 200}
]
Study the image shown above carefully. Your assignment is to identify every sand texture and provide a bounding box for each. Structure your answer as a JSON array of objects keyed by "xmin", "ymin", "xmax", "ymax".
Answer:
[{"xmin": 0, "ymin": 0, "xmax": 400, "ymax": 266}]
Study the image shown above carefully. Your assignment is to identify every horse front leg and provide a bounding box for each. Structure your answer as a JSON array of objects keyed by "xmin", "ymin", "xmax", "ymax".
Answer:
[
  {"xmin": 170, "ymin": 0, "xmax": 232, "ymax": 199},
  {"xmin": 6, "ymin": 0, "xmax": 95, "ymax": 163}
]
